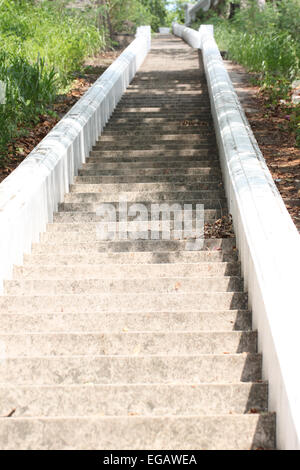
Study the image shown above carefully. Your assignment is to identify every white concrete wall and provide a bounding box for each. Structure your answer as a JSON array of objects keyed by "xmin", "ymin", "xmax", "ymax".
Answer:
[
  {"xmin": 185, "ymin": 0, "xmax": 215, "ymax": 25},
  {"xmin": 173, "ymin": 22, "xmax": 300, "ymax": 450},
  {"xmin": 173, "ymin": 23, "xmax": 202, "ymax": 49},
  {"xmin": 0, "ymin": 26, "xmax": 151, "ymax": 293}
]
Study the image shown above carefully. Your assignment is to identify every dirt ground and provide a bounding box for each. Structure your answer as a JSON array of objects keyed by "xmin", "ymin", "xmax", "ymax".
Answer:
[{"xmin": 225, "ymin": 60, "xmax": 300, "ymax": 232}]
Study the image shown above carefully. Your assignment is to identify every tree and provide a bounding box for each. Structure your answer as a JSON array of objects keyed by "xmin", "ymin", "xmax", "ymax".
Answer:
[
  {"xmin": 166, "ymin": 0, "xmax": 186, "ymax": 24},
  {"xmin": 140, "ymin": 0, "xmax": 167, "ymax": 30}
]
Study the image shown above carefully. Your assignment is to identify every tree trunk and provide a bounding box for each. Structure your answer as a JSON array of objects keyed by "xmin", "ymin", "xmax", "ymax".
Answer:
[{"xmin": 97, "ymin": 0, "xmax": 107, "ymax": 31}]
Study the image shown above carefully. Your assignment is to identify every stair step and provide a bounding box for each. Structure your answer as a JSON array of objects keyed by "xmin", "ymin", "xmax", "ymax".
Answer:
[
  {"xmin": 31, "ymin": 238, "xmax": 236, "ymax": 254},
  {"xmin": 38, "ymin": 227, "xmax": 230, "ymax": 243},
  {"xmin": 0, "ymin": 310, "xmax": 252, "ymax": 333},
  {"xmin": 61, "ymin": 191, "xmax": 225, "ymax": 204},
  {"xmin": 70, "ymin": 184, "xmax": 223, "ymax": 197},
  {"xmin": 57, "ymin": 207, "xmax": 225, "ymax": 220},
  {"xmin": 74, "ymin": 176, "xmax": 223, "ymax": 186},
  {"xmin": 0, "ymin": 414, "xmax": 276, "ymax": 450},
  {"xmin": 64, "ymin": 191, "xmax": 225, "ymax": 204},
  {"xmin": 83, "ymin": 160, "xmax": 219, "ymax": 170},
  {"xmin": 0, "ymin": 382, "xmax": 267, "ymax": 418},
  {"xmin": 15, "ymin": 261, "xmax": 241, "ymax": 278},
  {"xmin": 103, "ymin": 128, "xmax": 215, "ymax": 135},
  {"xmin": 23, "ymin": 250, "xmax": 239, "ymax": 266},
  {"xmin": 115, "ymin": 106, "xmax": 210, "ymax": 111},
  {"xmin": 0, "ymin": 354, "xmax": 260, "ymax": 385},
  {"xmin": 87, "ymin": 154, "xmax": 218, "ymax": 162},
  {"xmin": 104, "ymin": 125, "xmax": 213, "ymax": 132},
  {"xmin": 88, "ymin": 149, "xmax": 214, "ymax": 158},
  {"xmin": 0, "ymin": 310, "xmax": 251, "ymax": 334},
  {"xmin": 77, "ymin": 173, "xmax": 222, "ymax": 183},
  {"xmin": 109, "ymin": 113, "xmax": 212, "ymax": 120},
  {"xmin": 5, "ymin": 276, "xmax": 244, "ymax": 295},
  {"xmin": 0, "ymin": 331, "xmax": 257, "ymax": 356},
  {"xmin": 98, "ymin": 133, "xmax": 212, "ymax": 142},
  {"xmin": 0, "ymin": 291, "xmax": 248, "ymax": 313},
  {"xmin": 92, "ymin": 145, "xmax": 214, "ymax": 152},
  {"xmin": 55, "ymin": 205, "xmax": 225, "ymax": 219}
]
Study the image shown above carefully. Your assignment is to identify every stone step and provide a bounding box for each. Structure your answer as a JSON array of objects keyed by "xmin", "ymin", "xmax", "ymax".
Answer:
[
  {"xmin": 15, "ymin": 261, "xmax": 241, "ymax": 279},
  {"xmin": 0, "ymin": 292, "xmax": 248, "ymax": 313},
  {"xmin": 46, "ymin": 214, "xmax": 225, "ymax": 230},
  {"xmin": 93, "ymin": 142, "xmax": 214, "ymax": 151},
  {"xmin": 0, "ymin": 382, "xmax": 267, "ymax": 418},
  {"xmin": 0, "ymin": 331, "xmax": 257, "ymax": 356},
  {"xmin": 116, "ymin": 102, "xmax": 209, "ymax": 106},
  {"xmin": 120, "ymin": 92, "xmax": 208, "ymax": 96},
  {"xmin": 69, "ymin": 181, "xmax": 223, "ymax": 194},
  {"xmin": 0, "ymin": 310, "xmax": 252, "ymax": 333},
  {"xmin": 85, "ymin": 155, "xmax": 219, "ymax": 163},
  {"xmin": 126, "ymin": 89, "xmax": 204, "ymax": 93},
  {"xmin": 23, "ymin": 250, "xmax": 238, "ymax": 266},
  {"xmin": 5, "ymin": 276, "xmax": 244, "ymax": 295},
  {"xmin": 74, "ymin": 176, "xmax": 223, "ymax": 186},
  {"xmin": 115, "ymin": 112, "xmax": 209, "ymax": 119},
  {"xmin": 110, "ymin": 113, "xmax": 212, "ymax": 120},
  {"xmin": 31, "ymin": 238, "xmax": 236, "ymax": 254},
  {"xmin": 105, "ymin": 119, "xmax": 212, "ymax": 126},
  {"xmin": 103, "ymin": 128, "xmax": 214, "ymax": 135},
  {"xmin": 83, "ymin": 160, "xmax": 218, "ymax": 170},
  {"xmin": 125, "ymin": 89, "xmax": 204, "ymax": 94},
  {"xmin": 77, "ymin": 171, "xmax": 222, "ymax": 182},
  {"xmin": 38, "ymin": 227, "xmax": 227, "ymax": 245},
  {"xmin": 114, "ymin": 102, "xmax": 209, "ymax": 108},
  {"xmin": 105, "ymin": 124, "xmax": 213, "ymax": 132},
  {"xmin": 115, "ymin": 106, "xmax": 210, "ymax": 111},
  {"xmin": 88, "ymin": 148, "xmax": 213, "ymax": 158},
  {"xmin": 56, "ymin": 210, "xmax": 225, "ymax": 225},
  {"xmin": 108, "ymin": 119, "xmax": 212, "ymax": 127},
  {"xmin": 120, "ymin": 94, "xmax": 208, "ymax": 99},
  {"xmin": 0, "ymin": 414, "xmax": 276, "ymax": 450},
  {"xmin": 31, "ymin": 239, "xmax": 235, "ymax": 255},
  {"xmin": 54, "ymin": 212, "xmax": 228, "ymax": 227},
  {"xmin": 108, "ymin": 109, "xmax": 210, "ymax": 115},
  {"xmin": 62, "ymin": 191, "xmax": 225, "ymax": 204},
  {"xmin": 98, "ymin": 133, "xmax": 212, "ymax": 142},
  {"xmin": 0, "ymin": 354, "xmax": 260, "ymax": 385},
  {"xmin": 119, "ymin": 101, "xmax": 210, "ymax": 107},
  {"xmin": 58, "ymin": 205, "xmax": 224, "ymax": 219},
  {"xmin": 111, "ymin": 100, "xmax": 209, "ymax": 106},
  {"xmin": 128, "ymin": 82, "xmax": 202, "ymax": 87}
]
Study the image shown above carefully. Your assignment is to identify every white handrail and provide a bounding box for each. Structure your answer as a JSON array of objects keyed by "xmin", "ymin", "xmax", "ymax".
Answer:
[{"xmin": 185, "ymin": 0, "xmax": 217, "ymax": 25}]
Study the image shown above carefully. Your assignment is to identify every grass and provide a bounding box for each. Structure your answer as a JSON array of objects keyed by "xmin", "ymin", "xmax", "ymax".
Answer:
[
  {"xmin": 0, "ymin": 0, "xmax": 106, "ymax": 166},
  {"xmin": 191, "ymin": 0, "xmax": 300, "ymax": 145}
]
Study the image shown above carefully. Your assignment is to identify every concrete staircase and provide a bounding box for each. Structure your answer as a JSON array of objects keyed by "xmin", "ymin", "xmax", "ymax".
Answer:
[{"xmin": 0, "ymin": 35, "xmax": 276, "ymax": 449}]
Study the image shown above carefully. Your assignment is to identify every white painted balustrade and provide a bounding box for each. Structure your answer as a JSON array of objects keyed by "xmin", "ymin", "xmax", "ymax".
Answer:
[
  {"xmin": 0, "ymin": 26, "xmax": 151, "ymax": 293},
  {"xmin": 173, "ymin": 22, "xmax": 300, "ymax": 450},
  {"xmin": 184, "ymin": 1, "xmax": 219, "ymax": 25}
]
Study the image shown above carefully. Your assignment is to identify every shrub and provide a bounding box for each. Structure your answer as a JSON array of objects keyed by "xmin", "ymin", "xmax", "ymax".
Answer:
[{"xmin": 0, "ymin": 0, "xmax": 105, "ymax": 165}]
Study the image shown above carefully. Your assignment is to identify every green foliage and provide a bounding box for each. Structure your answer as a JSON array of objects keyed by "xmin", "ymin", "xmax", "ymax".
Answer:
[
  {"xmin": 140, "ymin": 0, "xmax": 167, "ymax": 30},
  {"xmin": 105, "ymin": 0, "xmax": 153, "ymax": 33},
  {"xmin": 165, "ymin": 0, "xmax": 187, "ymax": 26},
  {"xmin": 88, "ymin": 0, "xmax": 167, "ymax": 35},
  {"xmin": 191, "ymin": 1, "xmax": 300, "ymax": 143},
  {"xmin": 0, "ymin": 0, "xmax": 105, "ymax": 164}
]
